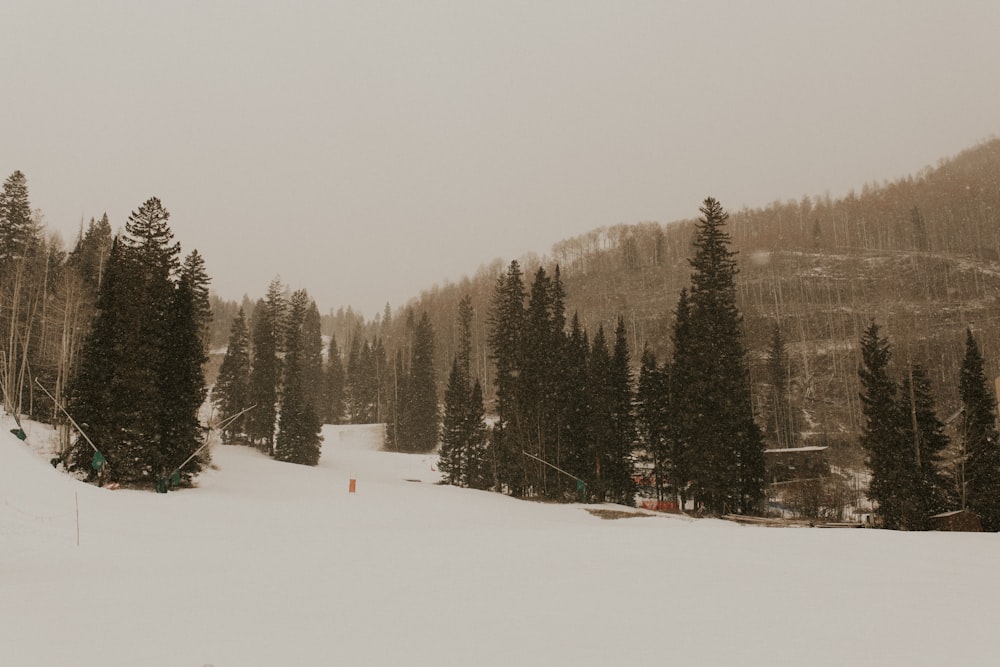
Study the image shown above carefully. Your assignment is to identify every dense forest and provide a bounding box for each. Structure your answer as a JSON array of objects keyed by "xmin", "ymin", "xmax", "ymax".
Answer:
[{"xmin": 306, "ymin": 138, "xmax": 1000, "ymax": 468}]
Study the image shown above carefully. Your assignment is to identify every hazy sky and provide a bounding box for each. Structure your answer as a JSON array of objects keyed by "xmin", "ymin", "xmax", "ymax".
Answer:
[{"xmin": 4, "ymin": 1, "xmax": 999, "ymax": 317}]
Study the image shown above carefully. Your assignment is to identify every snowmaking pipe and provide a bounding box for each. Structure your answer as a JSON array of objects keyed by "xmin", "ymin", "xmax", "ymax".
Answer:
[
  {"xmin": 521, "ymin": 450, "xmax": 586, "ymax": 488},
  {"xmin": 169, "ymin": 405, "xmax": 256, "ymax": 478},
  {"xmin": 34, "ymin": 378, "xmax": 105, "ymax": 462}
]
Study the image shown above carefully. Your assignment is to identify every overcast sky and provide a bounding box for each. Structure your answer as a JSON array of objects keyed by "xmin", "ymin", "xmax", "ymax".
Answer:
[{"xmin": 4, "ymin": 1, "xmax": 999, "ymax": 317}]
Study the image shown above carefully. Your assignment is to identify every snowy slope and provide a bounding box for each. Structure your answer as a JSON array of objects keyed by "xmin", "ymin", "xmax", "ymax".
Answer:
[{"xmin": 2, "ymin": 415, "xmax": 1000, "ymax": 667}]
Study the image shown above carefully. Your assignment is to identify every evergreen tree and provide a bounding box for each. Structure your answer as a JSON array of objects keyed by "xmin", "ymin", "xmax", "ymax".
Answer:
[
  {"xmin": 213, "ymin": 308, "xmax": 252, "ymax": 443},
  {"xmin": 487, "ymin": 261, "xmax": 527, "ymax": 495},
  {"xmin": 679, "ymin": 198, "xmax": 764, "ymax": 514},
  {"xmin": 68, "ymin": 238, "xmax": 137, "ymax": 482},
  {"xmin": 401, "ymin": 312, "xmax": 439, "ymax": 452},
  {"xmin": 275, "ymin": 290, "xmax": 323, "ymax": 465},
  {"xmin": 0, "ymin": 170, "xmax": 42, "ymax": 416},
  {"xmin": 667, "ymin": 288, "xmax": 695, "ymax": 509},
  {"xmin": 372, "ymin": 336, "xmax": 389, "ymax": 423},
  {"xmin": 455, "ymin": 295, "xmax": 474, "ymax": 385},
  {"xmin": 156, "ymin": 272, "xmax": 209, "ymax": 484},
  {"xmin": 585, "ymin": 326, "xmax": 615, "ymax": 501},
  {"xmin": 67, "ymin": 213, "xmax": 113, "ymax": 294},
  {"xmin": 323, "ymin": 334, "xmax": 347, "ymax": 424},
  {"xmin": 607, "ymin": 317, "xmax": 637, "ymax": 506},
  {"xmin": 520, "ymin": 267, "xmax": 569, "ymax": 496},
  {"xmin": 247, "ymin": 278, "xmax": 286, "ymax": 452},
  {"xmin": 562, "ymin": 314, "xmax": 591, "ymax": 496},
  {"xmin": 301, "ymin": 300, "xmax": 325, "ymax": 418},
  {"xmin": 858, "ymin": 322, "xmax": 907, "ymax": 529},
  {"xmin": 68, "ymin": 197, "xmax": 207, "ymax": 488},
  {"xmin": 181, "ymin": 250, "xmax": 213, "ymax": 352},
  {"xmin": 0, "ymin": 170, "xmax": 36, "ymax": 264},
  {"xmin": 440, "ymin": 359, "xmax": 470, "ymax": 485},
  {"xmin": 636, "ymin": 345, "xmax": 669, "ymax": 501},
  {"xmin": 348, "ymin": 338, "xmax": 380, "ymax": 423},
  {"xmin": 465, "ymin": 380, "xmax": 491, "ymax": 490},
  {"xmin": 439, "ymin": 295, "xmax": 491, "ymax": 488},
  {"xmin": 959, "ymin": 328, "xmax": 1000, "ymax": 530},
  {"xmin": 897, "ymin": 364, "xmax": 950, "ymax": 528}
]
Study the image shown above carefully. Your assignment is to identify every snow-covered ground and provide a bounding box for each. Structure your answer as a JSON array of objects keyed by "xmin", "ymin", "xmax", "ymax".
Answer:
[{"xmin": 3, "ymin": 414, "xmax": 999, "ymax": 666}]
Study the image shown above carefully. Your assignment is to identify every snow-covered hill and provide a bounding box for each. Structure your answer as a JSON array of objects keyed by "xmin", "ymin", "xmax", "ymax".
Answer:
[{"xmin": 2, "ymin": 415, "xmax": 999, "ymax": 666}]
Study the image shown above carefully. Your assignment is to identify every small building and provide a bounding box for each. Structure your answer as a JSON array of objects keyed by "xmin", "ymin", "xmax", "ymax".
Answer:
[{"xmin": 929, "ymin": 509, "xmax": 983, "ymax": 532}]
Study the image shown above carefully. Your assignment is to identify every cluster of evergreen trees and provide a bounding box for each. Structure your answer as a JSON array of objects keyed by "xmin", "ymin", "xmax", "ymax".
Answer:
[
  {"xmin": 437, "ymin": 199, "xmax": 765, "ymax": 512},
  {"xmin": 67, "ymin": 198, "xmax": 210, "ymax": 488},
  {"xmin": 635, "ymin": 199, "xmax": 765, "ymax": 514},
  {"xmin": 438, "ymin": 296, "xmax": 490, "ymax": 489},
  {"xmin": 859, "ymin": 323, "xmax": 1000, "ymax": 530},
  {"xmin": 213, "ymin": 278, "xmax": 324, "ymax": 466},
  {"xmin": 385, "ymin": 311, "xmax": 440, "ymax": 453},
  {"xmin": 213, "ymin": 278, "xmax": 444, "ymax": 462},
  {"xmin": 479, "ymin": 261, "xmax": 636, "ymax": 503}
]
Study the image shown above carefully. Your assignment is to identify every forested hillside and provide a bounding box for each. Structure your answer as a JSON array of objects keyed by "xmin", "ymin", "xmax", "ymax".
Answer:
[{"xmin": 324, "ymin": 138, "xmax": 1000, "ymax": 467}]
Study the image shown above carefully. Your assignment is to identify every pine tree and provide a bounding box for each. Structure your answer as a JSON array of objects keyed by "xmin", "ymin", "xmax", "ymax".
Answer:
[
  {"xmin": 67, "ymin": 214, "xmax": 113, "ymax": 294},
  {"xmin": 465, "ymin": 380, "xmax": 491, "ymax": 490},
  {"xmin": 487, "ymin": 261, "xmax": 527, "ymax": 495},
  {"xmin": 858, "ymin": 322, "xmax": 906, "ymax": 529},
  {"xmin": 562, "ymin": 313, "xmax": 591, "ymax": 496},
  {"xmin": 607, "ymin": 317, "xmax": 637, "ymax": 506},
  {"xmin": 0, "ymin": 170, "xmax": 37, "ymax": 264},
  {"xmin": 347, "ymin": 338, "xmax": 380, "ymax": 423},
  {"xmin": 679, "ymin": 198, "xmax": 764, "ymax": 514},
  {"xmin": 440, "ymin": 295, "xmax": 491, "ymax": 488},
  {"xmin": 586, "ymin": 326, "xmax": 615, "ymax": 501},
  {"xmin": 323, "ymin": 334, "xmax": 347, "ymax": 424},
  {"xmin": 301, "ymin": 300, "xmax": 325, "ymax": 418},
  {"xmin": 68, "ymin": 198, "xmax": 207, "ymax": 488},
  {"xmin": 440, "ymin": 359, "xmax": 470, "ymax": 485},
  {"xmin": 959, "ymin": 328, "xmax": 1000, "ymax": 530},
  {"xmin": 897, "ymin": 364, "xmax": 950, "ymax": 528},
  {"xmin": 636, "ymin": 345, "xmax": 670, "ymax": 501},
  {"xmin": 455, "ymin": 295, "xmax": 474, "ymax": 386},
  {"xmin": 181, "ymin": 250, "xmax": 213, "ymax": 352},
  {"xmin": 156, "ymin": 272, "xmax": 209, "ymax": 484},
  {"xmin": 0, "ymin": 170, "xmax": 41, "ymax": 415},
  {"xmin": 213, "ymin": 308, "xmax": 252, "ymax": 443},
  {"xmin": 401, "ymin": 312, "xmax": 439, "ymax": 452},
  {"xmin": 275, "ymin": 290, "xmax": 323, "ymax": 465},
  {"xmin": 247, "ymin": 278, "xmax": 285, "ymax": 452},
  {"xmin": 668, "ymin": 288, "xmax": 695, "ymax": 509},
  {"xmin": 68, "ymin": 238, "xmax": 135, "ymax": 482}
]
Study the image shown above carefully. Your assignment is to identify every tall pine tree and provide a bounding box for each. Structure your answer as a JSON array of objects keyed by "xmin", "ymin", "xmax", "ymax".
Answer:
[
  {"xmin": 858, "ymin": 322, "xmax": 907, "ymax": 529},
  {"xmin": 606, "ymin": 316, "xmax": 637, "ymax": 506},
  {"xmin": 247, "ymin": 278, "xmax": 285, "ymax": 452},
  {"xmin": 213, "ymin": 308, "xmax": 252, "ymax": 443},
  {"xmin": 678, "ymin": 198, "xmax": 764, "ymax": 514},
  {"xmin": 323, "ymin": 333, "xmax": 347, "ymax": 424},
  {"xmin": 275, "ymin": 290, "xmax": 323, "ymax": 465},
  {"xmin": 959, "ymin": 328, "xmax": 1000, "ymax": 530}
]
